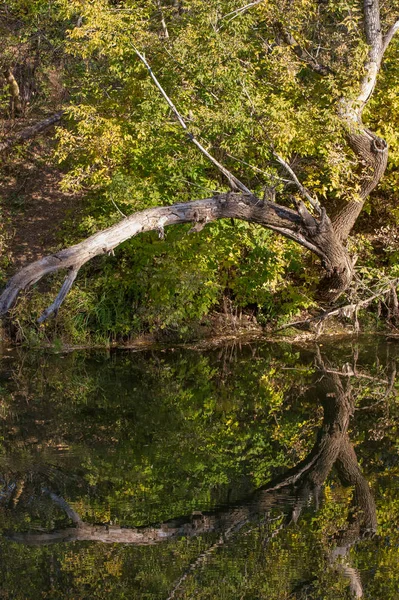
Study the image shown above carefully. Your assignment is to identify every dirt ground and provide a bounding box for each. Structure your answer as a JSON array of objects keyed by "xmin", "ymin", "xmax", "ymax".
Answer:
[{"xmin": 1, "ymin": 138, "xmax": 82, "ymax": 270}]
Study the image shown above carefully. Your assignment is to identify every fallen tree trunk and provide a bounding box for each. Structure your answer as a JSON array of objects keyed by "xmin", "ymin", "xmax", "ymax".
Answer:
[
  {"xmin": 0, "ymin": 192, "xmax": 353, "ymax": 321},
  {"xmin": 0, "ymin": 110, "xmax": 64, "ymax": 153}
]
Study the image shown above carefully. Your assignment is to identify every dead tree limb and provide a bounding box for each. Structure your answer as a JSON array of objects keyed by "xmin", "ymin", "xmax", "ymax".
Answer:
[
  {"xmin": 3, "ymin": 68, "xmax": 23, "ymax": 116},
  {"xmin": 0, "ymin": 111, "xmax": 64, "ymax": 153},
  {"xmin": 0, "ymin": 193, "xmax": 352, "ymax": 321},
  {"xmin": 277, "ymin": 278, "xmax": 399, "ymax": 333},
  {"xmin": 275, "ymin": 23, "xmax": 334, "ymax": 76}
]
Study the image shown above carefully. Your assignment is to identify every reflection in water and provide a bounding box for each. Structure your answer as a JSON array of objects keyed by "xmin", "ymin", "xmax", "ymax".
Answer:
[{"xmin": 0, "ymin": 339, "xmax": 398, "ymax": 598}]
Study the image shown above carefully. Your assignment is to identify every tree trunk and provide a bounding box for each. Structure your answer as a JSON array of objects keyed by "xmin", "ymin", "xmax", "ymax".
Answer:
[
  {"xmin": 3, "ymin": 69, "xmax": 23, "ymax": 116},
  {"xmin": 0, "ymin": 193, "xmax": 354, "ymax": 321},
  {"xmin": 331, "ymin": 129, "xmax": 388, "ymax": 242}
]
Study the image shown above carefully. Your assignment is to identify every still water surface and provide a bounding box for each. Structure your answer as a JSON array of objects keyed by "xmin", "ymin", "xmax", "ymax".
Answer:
[{"xmin": 0, "ymin": 338, "xmax": 398, "ymax": 598}]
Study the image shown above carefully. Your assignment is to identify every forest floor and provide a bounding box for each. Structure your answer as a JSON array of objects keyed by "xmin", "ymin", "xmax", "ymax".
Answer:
[{"xmin": 1, "ymin": 139, "xmax": 82, "ymax": 270}]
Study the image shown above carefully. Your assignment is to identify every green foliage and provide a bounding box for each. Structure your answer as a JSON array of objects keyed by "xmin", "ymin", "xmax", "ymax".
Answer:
[
  {"xmin": 2, "ymin": 0, "xmax": 399, "ymax": 339},
  {"xmin": 0, "ymin": 339, "xmax": 398, "ymax": 598}
]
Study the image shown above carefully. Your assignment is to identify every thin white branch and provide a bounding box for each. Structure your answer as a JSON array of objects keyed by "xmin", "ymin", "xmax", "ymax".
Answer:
[
  {"xmin": 225, "ymin": 152, "xmax": 290, "ymax": 182},
  {"xmin": 110, "ymin": 197, "xmax": 127, "ymax": 218},
  {"xmin": 272, "ymin": 152, "xmax": 321, "ymax": 214},
  {"xmin": 156, "ymin": 0, "xmax": 169, "ymax": 39},
  {"xmin": 220, "ymin": 0, "xmax": 264, "ymax": 23},
  {"xmin": 382, "ymin": 18, "xmax": 399, "ymax": 54},
  {"xmin": 133, "ymin": 47, "xmax": 252, "ymax": 194}
]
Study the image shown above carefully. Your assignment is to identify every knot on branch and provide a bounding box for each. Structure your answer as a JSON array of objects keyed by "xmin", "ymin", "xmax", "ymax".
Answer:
[
  {"xmin": 188, "ymin": 210, "xmax": 209, "ymax": 234},
  {"xmin": 371, "ymin": 137, "xmax": 388, "ymax": 153},
  {"xmin": 318, "ymin": 206, "xmax": 332, "ymax": 233},
  {"xmin": 217, "ymin": 191, "xmax": 256, "ymax": 207}
]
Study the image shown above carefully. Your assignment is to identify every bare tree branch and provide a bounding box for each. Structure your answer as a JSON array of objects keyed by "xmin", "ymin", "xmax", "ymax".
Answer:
[
  {"xmin": 166, "ymin": 521, "xmax": 244, "ymax": 600},
  {"xmin": 219, "ymin": 0, "xmax": 264, "ymax": 24},
  {"xmin": 272, "ymin": 152, "xmax": 321, "ymax": 214},
  {"xmin": 133, "ymin": 48, "xmax": 251, "ymax": 194},
  {"xmin": 43, "ymin": 489, "xmax": 83, "ymax": 525},
  {"xmin": 37, "ymin": 265, "xmax": 82, "ymax": 323},
  {"xmin": 155, "ymin": 0, "xmax": 169, "ymax": 39},
  {"xmin": 277, "ymin": 278, "xmax": 399, "ymax": 333},
  {"xmin": 382, "ymin": 18, "xmax": 399, "ymax": 54},
  {"xmin": 275, "ymin": 23, "xmax": 334, "ymax": 77}
]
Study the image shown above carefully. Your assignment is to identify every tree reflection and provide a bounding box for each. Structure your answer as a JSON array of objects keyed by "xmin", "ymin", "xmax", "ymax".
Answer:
[{"xmin": 1, "ymin": 344, "xmax": 389, "ymax": 598}]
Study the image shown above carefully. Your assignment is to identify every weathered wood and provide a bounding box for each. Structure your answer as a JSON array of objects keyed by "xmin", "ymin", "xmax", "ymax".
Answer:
[
  {"xmin": 0, "ymin": 193, "xmax": 352, "ymax": 320},
  {"xmin": 0, "ymin": 111, "xmax": 64, "ymax": 153},
  {"xmin": 3, "ymin": 69, "xmax": 23, "ymax": 115}
]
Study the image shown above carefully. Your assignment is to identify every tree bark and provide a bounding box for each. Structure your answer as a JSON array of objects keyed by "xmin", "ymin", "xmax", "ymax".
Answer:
[
  {"xmin": 331, "ymin": 130, "xmax": 388, "ymax": 242},
  {"xmin": 3, "ymin": 69, "xmax": 23, "ymax": 116},
  {"xmin": 0, "ymin": 193, "xmax": 352, "ymax": 320}
]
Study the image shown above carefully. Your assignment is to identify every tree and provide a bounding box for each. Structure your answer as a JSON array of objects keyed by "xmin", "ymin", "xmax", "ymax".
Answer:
[{"xmin": 0, "ymin": 0, "xmax": 398, "ymax": 322}]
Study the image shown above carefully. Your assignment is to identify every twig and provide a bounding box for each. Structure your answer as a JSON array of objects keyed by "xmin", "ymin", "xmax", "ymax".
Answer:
[
  {"xmin": 167, "ymin": 520, "xmax": 246, "ymax": 599},
  {"xmin": 155, "ymin": 0, "xmax": 169, "ymax": 39},
  {"xmin": 276, "ymin": 279, "xmax": 399, "ymax": 332},
  {"xmin": 272, "ymin": 152, "xmax": 321, "ymax": 214},
  {"xmin": 133, "ymin": 47, "xmax": 252, "ymax": 195},
  {"xmin": 219, "ymin": 0, "xmax": 264, "ymax": 24},
  {"xmin": 225, "ymin": 152, "xmax": 291, "ymax": 183},
  {"xmin": 382, "ymin": 19, "xmax": 399, "ymax": 54},
  {"xmin": 280, "ymin": 366, "xmax": 388, "ymax": 384},
  {"xmin": 110, "ymin": 197, "xmax": 127, "ymax": 218}
]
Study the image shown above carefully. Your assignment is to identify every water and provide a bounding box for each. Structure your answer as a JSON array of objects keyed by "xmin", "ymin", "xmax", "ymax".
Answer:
[{"xmin": 0, "ymin": 338, "xmax": 398, "ymax": 599}]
